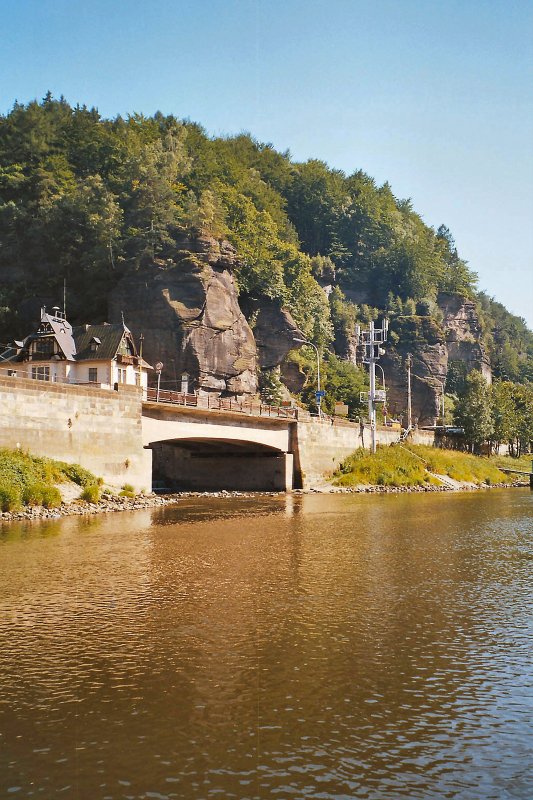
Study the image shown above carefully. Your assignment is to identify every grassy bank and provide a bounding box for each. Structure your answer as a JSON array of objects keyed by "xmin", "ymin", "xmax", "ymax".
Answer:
[
  {"xmin": 333, "ymin": 444, "xmax": 512, "ymax": 488},
  {"xmin": 0, "ymin": 448, "xmax": 100, "ymax": 511}
]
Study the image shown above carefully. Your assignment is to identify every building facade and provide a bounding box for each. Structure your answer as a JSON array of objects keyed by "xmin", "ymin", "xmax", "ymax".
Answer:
[{"xmin": 0, "ymin": 307, "xmax": 152, "ymax": 390}]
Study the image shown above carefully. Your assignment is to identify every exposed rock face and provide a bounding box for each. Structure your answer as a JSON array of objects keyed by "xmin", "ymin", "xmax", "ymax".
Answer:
[
  {"xmin": 280, "ymin": 359, "xmax": 307, "ymax": 394},
  {"xmin": 381, "ymin": 317, "xmax": 448, "ymax": 426},
  {"xmin": 334, "ymin": 327, "xmax": 358, "ymax": 364},
  {"xmin": 109, "ymin": 235, "xmax": 257, "ymax": 397},
  {"xmin": 376, "ymin": 296, "xmax": 491, "ymax": 427},
  {"xmin": 438, "ymin": 292, "xmax": 492, "ymax": 383},
  {"xmin": 241, "ymin": 298, "xmax": 304, "ymax": 370}
]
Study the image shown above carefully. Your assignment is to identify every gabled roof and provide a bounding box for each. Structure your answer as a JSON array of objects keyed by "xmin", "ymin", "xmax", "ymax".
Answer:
[
  {"xmin": 42, "ymin": 311, "xmax": 77, "ymax": 360},
  {"xmin": 73, "ymin": 323, "xmax": 128, "ymax": 361},
  {"xmin": 0, "ymin": 309, "xmax": 152, "ymax": 369}
]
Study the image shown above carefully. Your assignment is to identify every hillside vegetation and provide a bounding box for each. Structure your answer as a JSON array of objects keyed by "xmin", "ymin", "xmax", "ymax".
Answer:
[{"xmin": 0, "ymin": 95, "xmax": 531, "ymax": 385}]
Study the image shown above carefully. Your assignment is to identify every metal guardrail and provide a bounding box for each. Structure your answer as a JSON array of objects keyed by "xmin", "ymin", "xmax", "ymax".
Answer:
[
  {"xmin": 144, "ymin": 388, "xmax": 366, "ymax": 428},
  {"xmin": 145, "ymin": 387, "xmax": 300, "ymax": 419}
]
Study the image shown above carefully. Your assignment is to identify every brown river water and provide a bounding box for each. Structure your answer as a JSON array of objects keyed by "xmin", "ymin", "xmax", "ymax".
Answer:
[{"xmin": 0, "ymin": 490, "xmax": 532, "ymax": 800}]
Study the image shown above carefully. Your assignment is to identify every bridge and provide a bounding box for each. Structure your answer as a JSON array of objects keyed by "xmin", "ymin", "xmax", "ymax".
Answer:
[
  {"xmin": 0, "ymin": 374, "xmax": 433, "ymax": 494},
  {"xmin": 142, "ymin": 398, "xmax": 296, "ymax": 491},
  {"xmin": 140, "ymin": 392, "xmax": 414, "ymax": 491}
]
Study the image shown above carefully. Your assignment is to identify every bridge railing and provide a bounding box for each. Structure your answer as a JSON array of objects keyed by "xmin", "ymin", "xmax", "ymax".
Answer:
[
  {"xmin": 143, "ymin": 387, "xmax": 366, "ymax": 428},
  {"xmin": 145, "ymin": 387, "xmax": 300, "ymax": 419}
]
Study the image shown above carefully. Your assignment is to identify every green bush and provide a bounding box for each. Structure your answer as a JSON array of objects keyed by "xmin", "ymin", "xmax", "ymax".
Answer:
[
  {"xmin": 41, "ymin": 486, "xmax": 62, "ymax": 508},
  {"xmin": 334, "ymin": 445, "xmax": 429, "ymax": 487},
  {"xmin": 0, "ymin": 483, "xmax": 22, "ymax": 512},
  {"xmin": 0, "ymin": 448, "xmax": 102, "ymax": 510},
  {"xmin": 119, "ymin": 483, "xmax": 136, "ymax": 498},
  {"xmin": 57, "ymin": 462, "xmax": 100, "ymax": 487},
  {"xmin": 334, "ymin": 443, "xmax": 507, "ymax": 487},
  {"xmin": 23, "ymin": 481, "xmax": 48, "ymax": 506},
  {"xmin": 81, "ymin": 484, "xmax": 101, "ymax": 503}
]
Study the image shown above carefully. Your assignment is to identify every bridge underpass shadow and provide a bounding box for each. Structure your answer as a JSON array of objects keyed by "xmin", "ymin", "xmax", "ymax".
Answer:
[{"xmin": 149, "ymin": 437, "xmax": 293, "ymax": 492}]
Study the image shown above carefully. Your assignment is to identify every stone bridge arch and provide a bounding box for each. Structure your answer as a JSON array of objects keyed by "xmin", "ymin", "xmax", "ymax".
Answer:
[{"xmin": 142, "ymin": 405, "xmax": 294, "ymax": 491}]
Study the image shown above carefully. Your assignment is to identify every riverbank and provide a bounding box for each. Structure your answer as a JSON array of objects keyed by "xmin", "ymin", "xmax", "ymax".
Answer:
[
  {"xmin": 307, "ymin": 479, "xmax": 527, "ymax": 494},
  {"xmin": 0, "ymin": 489, "xmax": 285, "ymax": 523},
  {"xmin": 332, "ymin": 443, "xmax": 530, "ymax": 491},
  {"xmin": 1, "ymin": 480, "xmax": 528, "ymax": 523}
]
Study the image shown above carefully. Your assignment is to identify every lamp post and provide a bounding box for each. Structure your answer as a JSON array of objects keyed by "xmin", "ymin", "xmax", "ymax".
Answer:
[
  {"xmin": 375, "ymin": 363, "xmax": 386, "ymax": 391},
  {"xmin": 293, "ymin": 338, "xmax": 322, "ymax": 417},
  {"xmin": 155, "ymin": 361, "xmax": 163, "ymax": 402},
  {"xmin": 406, "ymin": 353, "xmax": 412, "ymax": 432}
]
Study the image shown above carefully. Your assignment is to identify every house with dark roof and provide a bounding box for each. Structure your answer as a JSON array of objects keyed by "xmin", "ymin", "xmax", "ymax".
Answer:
[{"xmin": 0, "ymin": 306, "xmax": 152, "ymax": 389}]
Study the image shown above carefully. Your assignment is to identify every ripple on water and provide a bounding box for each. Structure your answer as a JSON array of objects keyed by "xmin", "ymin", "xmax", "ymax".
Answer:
[{"xmin": 0, "ymin": 490, "xmax": 532, "ymax": 799}]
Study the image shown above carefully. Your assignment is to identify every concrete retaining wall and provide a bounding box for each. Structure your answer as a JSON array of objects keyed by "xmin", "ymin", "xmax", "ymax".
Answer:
[
  {"xmin": 0, "ymin": 376, "xmax": 151, "ymax": 491},
  {"xmin": 292, "ymin": 420, "xmax": 436, "ymax": 488}
]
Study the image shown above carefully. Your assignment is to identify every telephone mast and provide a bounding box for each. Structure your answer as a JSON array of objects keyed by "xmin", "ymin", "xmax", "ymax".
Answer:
[
  {"xmin": 356, "ymin": 318, "xmax": 389, "ymax": 453},
  {"xmin": 406, "ymin": 353, "xmax": 412, "ymax": 432}
]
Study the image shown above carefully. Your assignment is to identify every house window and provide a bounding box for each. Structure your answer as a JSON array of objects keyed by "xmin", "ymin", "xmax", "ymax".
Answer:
[
  {"xmin": 135, "ymin": 370, "xmax": 141, "ymax": 387},
  {"xmin": 33, "ymin": 337, "xmax": 54, "ymax": 356},
  {"xmin": 118, "ymin": 368, "xmax": 127, "ymax": 383},
  {"xmin": 88, "ymin": 368, "xmax": 98, "ymax": 383},
  {"xmin": 31, "ymin": 365, "xmax": 50, "ymax": 381}
]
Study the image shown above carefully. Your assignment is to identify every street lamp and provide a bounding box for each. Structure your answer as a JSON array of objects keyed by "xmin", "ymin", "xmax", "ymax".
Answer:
[
  {"xmin": 155, "ymin": 361, "xmax": 164, "ymax": 402},
  {"xmin": 293, "ymin": 338, "xmax": 322, "ymax": 417},
  {"xmin": 375, "ymin": 363, "xmax": 386, "ymax": 391}
]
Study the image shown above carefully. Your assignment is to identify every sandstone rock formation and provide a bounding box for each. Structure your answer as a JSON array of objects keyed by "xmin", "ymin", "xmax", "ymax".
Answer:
[
  {"xmin": 438, "ymin": 292, "xmax": 492, "ymax": 383},
  {"xmin": 381, "ymin": 317, "xmax": 448, "ymax": 427},
  {"xmin": 240, "ymin": 298, "xmax": 304, "ymax": 370},
  {"xmin": 109, "ymin": 235, "xmax": 257, "ymax": 397},
  {"xmin": 380, "ymin": 296, "xmax": 490, "ymax": 426}
]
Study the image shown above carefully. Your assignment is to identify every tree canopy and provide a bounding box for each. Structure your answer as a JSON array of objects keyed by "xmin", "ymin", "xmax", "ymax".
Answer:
[{"xmin": 0, "ymin": 95, "xmax": 531, "ymax": 394}]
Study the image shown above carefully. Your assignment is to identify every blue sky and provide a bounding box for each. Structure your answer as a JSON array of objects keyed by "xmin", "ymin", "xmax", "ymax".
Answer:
[{"xmin": 2, "ymin": 0, "xmax": 532, "ymax": 326}]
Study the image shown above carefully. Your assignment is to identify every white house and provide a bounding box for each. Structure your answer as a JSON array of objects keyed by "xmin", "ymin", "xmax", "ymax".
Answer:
[{"xmin": 0, "ymin": 306, "xmax": 152, "ymax": 390}]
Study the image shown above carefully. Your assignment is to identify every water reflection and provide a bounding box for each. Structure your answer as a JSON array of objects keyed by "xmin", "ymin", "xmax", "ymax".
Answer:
[{"xmin": 0, "ymin": 490, "xmax": 531, "ymax": 799}]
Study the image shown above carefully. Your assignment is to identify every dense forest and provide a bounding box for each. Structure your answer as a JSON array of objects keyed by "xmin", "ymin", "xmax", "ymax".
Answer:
[{"xmin": 0, "ymin": 95, "xmax": 531, "ymax": 434}]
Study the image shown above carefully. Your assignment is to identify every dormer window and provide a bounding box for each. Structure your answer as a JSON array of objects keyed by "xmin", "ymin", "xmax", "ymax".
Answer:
[
  {"xmin": 89, "ymin": 336, "xmax": 101, "ymax": 353},
  {"xmin": 33, "ymin": 337, "xmax": 54, "ymax": 356}
]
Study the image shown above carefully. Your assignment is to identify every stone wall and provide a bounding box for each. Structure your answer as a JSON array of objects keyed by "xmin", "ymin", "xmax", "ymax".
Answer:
[{"xmin": 0, "ymin": 376, "xmax": 151, "ymax": 492}]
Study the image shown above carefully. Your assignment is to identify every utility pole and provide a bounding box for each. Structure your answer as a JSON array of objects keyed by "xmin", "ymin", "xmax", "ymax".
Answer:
[
  {"xmin": 368, "ymin": 321, "xmax": 376, "ymax": 452},
  {"xmin": 357, "ymin": 318, "xmax": 389, "ymax": 453},
  {"xmin": 406, "ymin": 353, "xmax": 412, "ymax": 432}
]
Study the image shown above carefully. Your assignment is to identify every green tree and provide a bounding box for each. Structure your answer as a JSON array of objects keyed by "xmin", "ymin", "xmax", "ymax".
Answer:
[{"xmin": 454, "ymin": 370, "xmax": 494, "ymax": 452}]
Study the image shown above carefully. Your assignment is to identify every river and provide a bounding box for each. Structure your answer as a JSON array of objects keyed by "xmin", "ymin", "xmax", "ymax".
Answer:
[{"xmin": 0, "ymin": 489, "xmax": 531, "ymax": 800}]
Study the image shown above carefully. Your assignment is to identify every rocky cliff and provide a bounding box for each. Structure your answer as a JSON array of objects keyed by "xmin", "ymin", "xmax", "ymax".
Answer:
[
  {"xmin": 380, "ymin": 295, "xmax": 491, "ymax": 426},
  {"xmin": 381, "ymin": 316, "xmax": 448, "ymax": 426},
  {"xmin": 109, "ymin": 235, "xmax": 258, "ymax": 397},
  {"xmin": 437, "ymin": 292, "xmax": 492, "ymax": 383}
]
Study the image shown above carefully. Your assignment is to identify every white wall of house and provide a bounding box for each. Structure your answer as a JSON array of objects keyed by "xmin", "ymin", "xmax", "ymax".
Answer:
[
  {"xmin": 24, "ymin": 359, "xmax": 149, "ymax": 389},
  {"xmin": 111, "ymin": 362, "xmax": 148, "ymax": 389}
]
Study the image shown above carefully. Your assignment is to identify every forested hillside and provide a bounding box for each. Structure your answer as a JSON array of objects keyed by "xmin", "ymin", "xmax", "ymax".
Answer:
[{"xmin": 1, "ymin": 95, "xmax": 532, "ymax": 396}]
